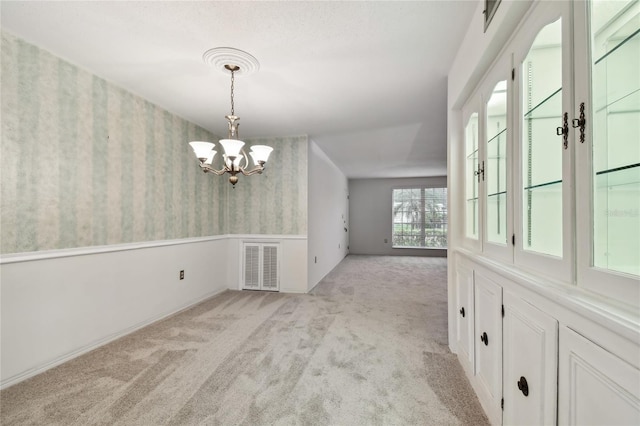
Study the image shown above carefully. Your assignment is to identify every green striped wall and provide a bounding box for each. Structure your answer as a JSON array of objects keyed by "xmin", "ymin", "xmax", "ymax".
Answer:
[
  {"xmin": 227, "ymin": 136, "xmax": 308, "ymax": 235},
  {"xmin": 1, "ymin": 32, "xmax": 306, "ymax": 255}
]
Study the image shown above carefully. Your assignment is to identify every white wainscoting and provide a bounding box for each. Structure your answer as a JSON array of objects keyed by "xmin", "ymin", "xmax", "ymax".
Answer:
[{"xmin": 0, "ymin": 234, "xmax": 307, "ymax": 389}]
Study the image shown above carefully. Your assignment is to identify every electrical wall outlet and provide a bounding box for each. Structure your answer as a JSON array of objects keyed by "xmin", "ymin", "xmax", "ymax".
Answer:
[
  {"xmin": 384, "ymin": 238, "xmax": 388, "ymax": 243},
  {"xmin": 179, "ymin": 270, "xmax": 184, "ymax": 280}
]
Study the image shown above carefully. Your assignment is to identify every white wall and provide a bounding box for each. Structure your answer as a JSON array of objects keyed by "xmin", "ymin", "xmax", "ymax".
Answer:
[
  {"xmin": 307, "ymin": 141, "xmax": 349, "ymax": 290},
  {"xmin": 0, "ymin": 237, "xmax": 229, "ymax": 388},
  {"xmin": 349, "ymin": 177, "xmax": 447, "ymax": 256}
]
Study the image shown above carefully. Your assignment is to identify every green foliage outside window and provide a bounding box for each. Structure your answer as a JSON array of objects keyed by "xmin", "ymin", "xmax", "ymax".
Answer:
[{"xmin": 392, "ymin": 188, "xmax": 448, "ymax": 248}]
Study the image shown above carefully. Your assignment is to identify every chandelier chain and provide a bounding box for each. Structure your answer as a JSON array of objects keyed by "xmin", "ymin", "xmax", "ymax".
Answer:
[{"xmin": 230, "ymin": 69, "xmax": 235, "ymax": 116}]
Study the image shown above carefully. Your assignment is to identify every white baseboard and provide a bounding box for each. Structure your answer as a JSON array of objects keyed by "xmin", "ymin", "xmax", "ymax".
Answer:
[{"xmin": 0, "ymin": 288, "xmax": 227, "ymax": 390}]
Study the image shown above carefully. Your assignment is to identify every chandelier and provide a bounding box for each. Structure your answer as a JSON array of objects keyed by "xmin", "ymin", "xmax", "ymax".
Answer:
[{"xmin": 188, "ymin": 50, "xmax": 273, "ymax": 186}]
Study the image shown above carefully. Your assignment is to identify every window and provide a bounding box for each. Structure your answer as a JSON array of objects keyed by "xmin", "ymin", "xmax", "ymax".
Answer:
[{"xmin": 392, "ymin": 188, "xmax": 447, "ymax": 248}]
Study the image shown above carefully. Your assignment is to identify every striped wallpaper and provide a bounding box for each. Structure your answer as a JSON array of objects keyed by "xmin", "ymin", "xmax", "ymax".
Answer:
[
  {"xmin": 228, "ymin": 136, "xmax": 308, "ymax": 235},
  {"xmin": 1, "ymin": 32, "xmax": 307, "ymax": 255}
]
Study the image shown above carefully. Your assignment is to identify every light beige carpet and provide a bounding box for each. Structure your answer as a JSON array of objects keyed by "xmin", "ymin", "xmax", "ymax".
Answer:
[{"xmin": 0, "ymin": 255, "xmax": 488, "ymax": 425}]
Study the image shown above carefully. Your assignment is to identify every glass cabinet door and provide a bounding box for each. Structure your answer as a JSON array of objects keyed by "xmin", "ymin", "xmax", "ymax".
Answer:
[
  {"xmin": 590, "ymin": 0, "xmax": 639, "ymax": 277},
  {"xmin": 486, "ymin": 80, "xmax": 509, "ymax": 246},
  {"xmin": 521, "ymin": 18, "xmax": 564, "ymax": 258},
  {"xmin": 575, "ymin": 0, "xmax": 639, "ymax": 302},
  {"xmin": 465, "ymin": 112, "xmax": 480, "ymax": 241},
  {"xmin": 515, "ymin": 0, "xmax": 573, "ymax": 282}
]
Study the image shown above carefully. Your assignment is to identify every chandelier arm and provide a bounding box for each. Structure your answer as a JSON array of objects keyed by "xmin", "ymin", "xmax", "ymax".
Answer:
[
  {"xmin": 200, "ymin": 163, "xmax": 228, "ymax": 175},
  {"xmin": 240, "ymin": 166, "xmax": 265, "ymax": 176},
  {"xmin": 240, "ymin": 148, "xmax": 249, "ymax": 169}
]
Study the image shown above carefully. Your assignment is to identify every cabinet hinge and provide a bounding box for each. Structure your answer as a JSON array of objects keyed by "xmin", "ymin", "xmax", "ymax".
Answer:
[
  {"xmin": 501, "ymin": 304, "xmax": 505, "ymax": 317},
  {"xmin": 511, "ymin": 68, "xmax": 515, "ymax": 81},
  {"xmin": 512, "ymin": 234, "xmax": 515, "ymax": 246},
  {"xmin": 501, "ymin": 398, "xmax": 504, "ymax": 410}
]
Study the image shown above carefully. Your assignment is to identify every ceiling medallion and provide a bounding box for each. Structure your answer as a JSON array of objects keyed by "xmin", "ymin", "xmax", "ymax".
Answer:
[{"xmin": 202, "ymin": 47, "xmax": 260, "ymax": 76}]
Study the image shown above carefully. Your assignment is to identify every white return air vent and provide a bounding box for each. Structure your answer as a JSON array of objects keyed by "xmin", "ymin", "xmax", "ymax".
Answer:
[{"xmin": 242, "ymin": 242, "xmax": 280, "ymax": 291}]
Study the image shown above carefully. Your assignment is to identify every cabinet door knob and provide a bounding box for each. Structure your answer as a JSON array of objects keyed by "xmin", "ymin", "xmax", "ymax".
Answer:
[
  {"xmin": 459, "ymin": 307, "xmax": 465, "ymax": 317},
  {"xmin": 480, "ymin": 332, "xmax": 488, "ymax": 345},
  {"xmin": 517, "ymin": 376, "xmax": 529, "ymax": 397}
]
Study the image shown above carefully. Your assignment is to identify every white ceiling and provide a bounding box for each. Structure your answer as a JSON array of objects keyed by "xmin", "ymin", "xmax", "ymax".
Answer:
[{"xmin": 1, "ymin": 1, "xmax": 476, "ymax": 178}]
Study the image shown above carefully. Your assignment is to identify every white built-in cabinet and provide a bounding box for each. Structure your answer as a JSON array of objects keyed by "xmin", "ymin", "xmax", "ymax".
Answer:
[
  {"xmin": 503, "ymin": 292, "xmax": 558, "ymax": 426},
  {"xmin": 473, "ymin": 272, "xmax": 503, "ymax": 424},
  {"xmin": 455, "ymin": 254, "xmax": 640, "ymax": 425},
  {"xmin": 559, "ymin": 327, "xmax": 640, "ymax": 425},
  {"xmin": 456, "ymin": 262, "xmax": 559, "ymax": 425},
  {"xmin": 242, "ymin": 242, "xmax": 280, "ymax": 291},
  {"xmin": 454, "ymin": 2, "xmax": 639, "ymax": 422},
  {"xmin": 461, "ymin": 0, "xmax": 639, "ymax": 303},
  {"xmin": 455, "ymin": 264, "xmax": 475, "ymax": 370}
]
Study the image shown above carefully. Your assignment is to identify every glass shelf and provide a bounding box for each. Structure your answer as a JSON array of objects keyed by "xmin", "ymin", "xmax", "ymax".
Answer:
[
  {"xmin": 487, "ymin": 128, "xmax": 507, "ymax": 145},
  {"xmin": 523, "ymin": 88, "xmax": 562, "ymax": 120},
  {"xmin": 595, "ymin": 163, "xmax": 640, "ymax": 188},
  {"xmin": 595, "ymin": 88, "xmax": 640, "ymax": 114},
  {"xmin": 524, "ymin": 179, "xmax": 562, "ymax": 191},
  {"xmin": 596, "ymin": 162, "xmax": 640, "ymax": 175},
  {"xmin": 594, "ymin": 27, "xmax": 640, "ymax": 66},
  {"xmin": 488, "ymin": 190, "xmax": 507, "ymax": 197}
]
